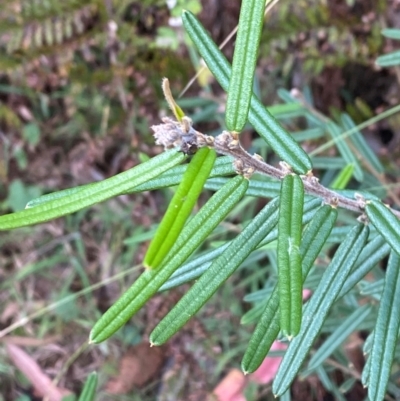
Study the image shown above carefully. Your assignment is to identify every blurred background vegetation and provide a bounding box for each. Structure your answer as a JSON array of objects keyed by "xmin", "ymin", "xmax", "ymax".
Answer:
[{"xmin": 1, "ymin": 0, "xmax": 400, "ymax": 400}]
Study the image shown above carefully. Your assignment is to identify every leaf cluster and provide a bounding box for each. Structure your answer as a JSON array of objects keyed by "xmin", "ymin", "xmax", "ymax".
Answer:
[{"xmin": 1, "ymin": 1, "xmax": 400, "ymax": 400}]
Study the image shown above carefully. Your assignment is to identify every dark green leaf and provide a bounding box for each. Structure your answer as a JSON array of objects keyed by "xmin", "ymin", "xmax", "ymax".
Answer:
[
  {"xmin": 0, "ymin": 150, "xmax": 185, "ymax": 230},
  {"xmin": 225, "ymin": 0, "xmax": 265, "ymax": 131},
  {"xmin": 278, "ymin": 175, "xmax": 304, "ymax": 338},
  {"xmin": 242, "ymin": 204, "xmax": 338, "ymax": 374},
  {"xmin": 90, "ymin": 176, "xmax": 248, "ymax": 343},
  {"xmin": 365, "ymin": 200, "xmax": 400, "ymax": 257},
  {"xmin": 182, "ymin": 10, "xmax": 312, "ymax": 174},
  {"xmin": 149, "ymin": 197, "xmax": 280, "ymax": 345},
  {"xmin": 272, "ymin": 223, "xmax": 369, "ymax": 396},
  {"xmin": 78, "ymin": 372, "xmax": 97, "ymax": 401},
  {"xmin": 368, "ymin": 251, "xmax": 400, "ymax": 401}
]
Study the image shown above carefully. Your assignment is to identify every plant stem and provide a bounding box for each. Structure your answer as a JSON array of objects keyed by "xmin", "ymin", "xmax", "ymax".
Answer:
[{"xmin": 208, "ymin": 130, "xmax": 400, "ymax": 219}]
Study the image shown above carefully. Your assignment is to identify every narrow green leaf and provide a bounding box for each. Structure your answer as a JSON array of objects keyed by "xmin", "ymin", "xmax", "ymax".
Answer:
[
  {"xmin": 325, "ymin": 121, "xmax": 363, "ymax": 181},
  {"xmin": 368, "ymin": 251, "xmax": 400, "ymax": 401},
  {"xmin": 90, "ymin": 176, "xmax": 248, "ymax": 343},
  {"xmin": 376, "ymin": 50, "xmax": 400, "ymax": 67},
  {"xmin": 26, "ymin": 185, "xmax": 95, "ymax": 209},
  {"xmin": 381, "ymin": 28, "xmax": 400, "ymax": 40},
  {"xmin": 133, "ymin": 156, "xmax": 234, "ymax": 193},
  {"xmin": 272, "ymin": 223, "xmax": 369, "ymax": 396},
  {"xmin": 160, "ymin": 198, "xmax": 323, "ymax": 292},
  {"xmin": 205, "ymin": 176, "xmax": 281, "ymax": 198},
  {"xmin": 362, "ymin": 352, "xmax": 372, "ymax": 387},
  {"xmin": 365, "ymin": 200, "xmax": 400, "ymax": 257},
  {"xmin": 359, "ymin": 279, "xmax": 384, "ymax": 297},
  {"xmin": 340, "ymin": 113, "xmax": 384, "ymax": 174},
  {"xmin": 330, "ymin": 164, "xmax": 354, "ymax": 189},
  {"xmin": 149, "ymin": 197, "xmax": 280, "ymax": 345},
  {"xmin": 339, "ymin": 234, "xmax": 391, "ymax": 297},
  {"xmin": 26, "ymin": 156, "xmax": 235, "ymax": 209},
  {"xmin": 363, "ymin": 330, "xmax": 374, "ymax": 355},
  {"xmin": 306, "ymin": 305, "xmax": 371, "ymax": 373},
  {"xmin": 162, "ymin": 77, "xmax": 185, "ymax": 122},
  {"xmin": 241, "ymin": 204, "xmax": 338, "ymax": 374},
  {"xmin": 241, "ymin": 300, "xmax": 268, "ymax": 325},
  {"xmin": 78, "ymin": 372, "xmax": 97, "ymax": 401},
  {"xmin": 0, "ymin": 150, "xmax": 185, "ymax": 230},
  {"xmin": 182, "ymin": 10, "xmax": 312, "ymax": 174},
  {"xmin": 144, "ymin": 147, "xmax": 216, "ymax": 268},
  {"xmin": 225, "ymin": 0, "xmax": 266, "ymax": 131},
  {"xmin": 278, "ymin": 175, "xmax": 304, "ymax": 338}
]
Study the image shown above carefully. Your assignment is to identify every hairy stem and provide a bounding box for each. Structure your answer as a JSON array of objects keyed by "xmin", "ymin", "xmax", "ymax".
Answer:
[{"xmin": 208, "ymin": 130, "xmax": 400, "ymax": 219}]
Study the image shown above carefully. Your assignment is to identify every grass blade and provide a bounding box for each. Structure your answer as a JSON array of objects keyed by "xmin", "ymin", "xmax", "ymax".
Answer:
[
  {"xmin": 144, "ymin": 147, "xmax": 216, "ymax": 268},
  {"xmin": 90, "ymin": 176, "xmax": 248, "ymax": 343},
  {"xmin": 149, "ymin": 197, "xmax": 280, "ymax": 345},
  {"xmin": 182, "ymin": 10, "xmax": 312, "ymax": 174},
  {"xmin": 278, "ymin": 175, "xmax": 304, "ymax": 338},
  {"xmin": 225, "ymin": 0, "xmax": 266, "ymax": 131},
  {"xmin": 272, "ymin": 223, "xmax": 369, "ymax": 396}
]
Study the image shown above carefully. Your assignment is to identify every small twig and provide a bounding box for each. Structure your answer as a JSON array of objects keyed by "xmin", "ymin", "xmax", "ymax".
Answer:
[
  {"xmin": 152, "ymin": 110, "xmax": 400, "ymax": 219},
  {"xmin": 210, "ymin": 130, "xmax": 400, "ymax": 217}
]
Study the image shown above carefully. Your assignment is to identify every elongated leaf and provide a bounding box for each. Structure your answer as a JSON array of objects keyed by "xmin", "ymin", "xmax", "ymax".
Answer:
[
  {"xmin": 182, "ymin": 10, "xmax": 312, "ymax": 174},
  {"xmin": 363, "ymin": 330, "xmax": 374, "ymax": 355},
  {"xmin": 162, "ymin": 77, "xmax": 185, "ymax": 122},
  {"xmin": 339, "ymin": 235, "xmax": 390, "ymax": 297},
  {"xmin": 144, "ymin": 147, "xmax": 216, "ymax": 268},
  {"xmin": 381, "ymin": 28, "xmax": 400, "ymax": 40},
  {"xmin": 376, "ymin": 50, "xmax": 400, "ymax": 67},
  {"xmin": 149, "ymin": 197, "xmax": 280, "ymax": 345},
  {"xmin": 306, "ymin": 305, "xmax": 371, "ymax": 373},
  {"xmin": 368, "ymin": 251, "xmax": 400, "ymax": 401},
  {"xmin": 241, "ymin": 300, "xmax": 268, "ymax": 325},
  {"xmin": 205, "ymin": 176, "xmax": 281, "ymax": 198},
  {"xmin": 78, "ymin": 372, "xmax": 98, "ymax": 401},
  {"xmin": 160, "ymin": 197, "xmax": 322, "ymax": 292},
  {"xmin": 133, "ymin": 156, "xmax": 233, "ymax": 193},
  {"xmin": 359, "ymin": 279, "xmax": 384, "ymax": 298},
  {"xmin": 278, "ymin": 175, "xmax": 304, "ymax": 338},
  {"xmin": 272, "ymin": 223, "xmax": 369, "ymax": 396},
  {"xmin": 0, "ymin": 150, "xmax": 185, "ymax": 230},
  {"xmin": 225, "ymin": 0, "xmax": 266, "ymax": 131},
  {"xmin": 325, "ymin": 121, "xmax": 363, "ymax": 181},
  {"xmin": 90, "ymin": 176, "xmax": 248, "ymax": 343},
  {"xmin": 242, "ymin": 204, "xmax": 338, "ymax": 374},
  {"xmin": 330, "ymin": 164, "xmax": 354, "ymax": 189},
  {"xmin": 362, "ymin": 351, "xmax": 372, "ymax": 387},
  {"xmin": 26, "ymin": 156, "xmax": 235, "ymax": 209},
  {"xmin": 365, "ymin": 200, "xmax": 400, "ymax": 257},
  {"xmin": 340, "ymin": 113, "xmax": 384, "ymax": 174}
]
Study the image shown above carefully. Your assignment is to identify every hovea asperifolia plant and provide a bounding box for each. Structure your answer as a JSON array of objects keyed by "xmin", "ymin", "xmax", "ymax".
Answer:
[{"xmin": 2, "ymin": 1, "xmax": 400, "ymax": 399}]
